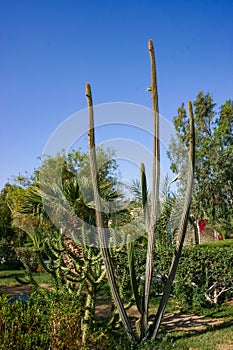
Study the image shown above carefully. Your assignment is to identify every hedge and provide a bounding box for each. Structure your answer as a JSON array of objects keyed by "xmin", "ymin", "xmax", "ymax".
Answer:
[{"xmin": 154, "ymin": 246, "xmax": 233, "ymax": 310}]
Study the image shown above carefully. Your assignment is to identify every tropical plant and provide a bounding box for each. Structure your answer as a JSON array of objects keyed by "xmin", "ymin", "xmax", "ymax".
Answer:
[{"xmin": 13, "ymin": 148, "xmax": 129, "ymax": 344}]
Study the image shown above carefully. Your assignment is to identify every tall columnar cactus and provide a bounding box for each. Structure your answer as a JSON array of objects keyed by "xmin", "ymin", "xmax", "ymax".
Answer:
[
  {"xmin": 84, "ymin": 39, "xmax": 195, "ymax": 344},
  {"xmin": 147, "ymin": 100, "xmax": 195, "ymax": 340},
  {"xmin": 86, "ymin": 83, "xmax": 136, "ymax": 342},
  {"xmin": 127, "ymin": 236, "xmax": 142, "ymax": 315},
  {"xmin": 126, "ymin": 162, "xmax": 148, "ymax": 323},
  {"xmin": 142, "ymin": 39, "xmax": 160, "ymax": 337},
  {"xmin": 86, "ymin": 40, "xmax": 195, "ymax": 341}
]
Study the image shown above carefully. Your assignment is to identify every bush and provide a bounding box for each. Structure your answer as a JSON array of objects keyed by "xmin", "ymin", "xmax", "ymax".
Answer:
[
  {"xmin": 0, "ymin": 289, "xmax": 82, "ymax": 349},
  {"xmin": 0, "ymin": 244, "xmax": 22, "ymax": 270},
  {"xmin": 153, "ymin": 246, "xmax": 233, "ymax": 311},
  {"xmin": 15, "ymin": 247, "xmax": 41, "ymax": 272},
  {"xmin": 107, "ymin": 244, "xmax": 233, "ymax": 311}
]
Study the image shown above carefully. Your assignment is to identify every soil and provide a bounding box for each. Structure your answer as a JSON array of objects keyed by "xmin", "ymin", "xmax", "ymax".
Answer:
[
  {"xmin": 0, "ymin": 285, "xmax": 33, "ymax": 297},
  {"xmin": 0, "ymin": 284, "xmax": 54, "ymax": 297}
]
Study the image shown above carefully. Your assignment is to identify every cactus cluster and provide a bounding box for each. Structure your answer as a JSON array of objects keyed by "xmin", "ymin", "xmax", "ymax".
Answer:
[{"xmin": 86, "ymin": 39, "xmax": 195, "ymax": 343}]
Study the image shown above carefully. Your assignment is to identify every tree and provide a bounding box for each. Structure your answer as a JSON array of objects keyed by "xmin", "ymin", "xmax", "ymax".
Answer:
[
  {"xmin": 0, "ymin": 183, "xmax": 26, "ymax": 245},
  {"xmin": 168, "ymin": 92, "xmax": 233, "ymax": 236},
  {"xmin": 0, "ymin": 184, "xmax": 14, "ymax": 243}
]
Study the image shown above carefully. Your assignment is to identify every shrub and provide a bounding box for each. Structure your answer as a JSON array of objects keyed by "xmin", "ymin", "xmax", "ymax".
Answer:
[
  {"xmin": 154, "ymin": 246, "xmax": 233, "ymax": 310},
  {"xmin": 15, "ymin": 247, "xmax": 41, "ymax": 272},
  {"xmin": 0, "ymin": 289, "xmax": 82, "ymax": 349},
  {"xmin": 0, "ymin": 244, "xmax": 22, "ymax": 270}
]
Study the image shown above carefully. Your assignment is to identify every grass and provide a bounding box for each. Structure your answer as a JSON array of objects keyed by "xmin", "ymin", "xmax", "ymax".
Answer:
[
  {"xmin": 200, "ymin": 239, "xmax": 233, "ymax": 248},
  {"xmin": 0, "ymin": 269, "xmax": 53, "ymax": 287},
  {"xmin": 146, "ymin": 300, "xmax": 233, "ymax": 350},
  {"xmin": 155, "ymin": 303, "xmax": 233, "ymax": 350},
  {"xmin": 163, "ymin": 320, "xmax": 233, "ymax": 350},
  {"xmin": 104, "ymin": 303, "xmax": 233, "ymax": 350},
  {"xmin": 160, "ymin": 327, "xmax": 233, "ymax": 350}
]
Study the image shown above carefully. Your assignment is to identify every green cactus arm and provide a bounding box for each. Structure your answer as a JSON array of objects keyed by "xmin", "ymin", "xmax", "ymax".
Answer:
[
  {"xmin": 148, "ymin": 100, "xmax": 195, "ymax": 340},
  {"xmin": 86, "ymin": 82, "xmax": 136, "ymax": 342},
  {"xmin": 140, "ymin": 163, "xmax": 148, "ymax": 219},
  {"xmin": 142, "ymin": 39, "xmax": 160, "ymax": 336},
  {"xmin": 95, "ymin": 268, "xmax": 106, "ymax": 284},
  {"xmin": 127, "ymin": 237, "xmax": 142, "ymax": 314},
  {"xmin": 89, "ymin": 253, "xmax": 102, "ymax": 264}
]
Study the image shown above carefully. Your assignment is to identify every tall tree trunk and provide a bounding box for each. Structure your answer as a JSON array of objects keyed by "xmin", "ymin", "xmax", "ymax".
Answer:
[{"xmin": 194, "ymin": 219, "xmax": 200, "ymax": 245}]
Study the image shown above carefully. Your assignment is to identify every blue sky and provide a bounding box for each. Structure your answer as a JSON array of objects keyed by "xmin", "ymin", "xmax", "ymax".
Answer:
[{"xmin": 1, "ymin": 0, "xmax": 233, "ymax": 190}]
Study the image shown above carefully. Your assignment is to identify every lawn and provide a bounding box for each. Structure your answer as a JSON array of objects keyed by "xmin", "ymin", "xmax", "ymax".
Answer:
[
  {"xmin": 159, "ymin": 303, "xmax": 233, "ymax": 350},
  {"xmin": 200, "ymin": 239, "xmax": 233, "ymax": 248},
  {"xmin": 0, "ymin": 269, "xmax": 53, "ymax": 287}
]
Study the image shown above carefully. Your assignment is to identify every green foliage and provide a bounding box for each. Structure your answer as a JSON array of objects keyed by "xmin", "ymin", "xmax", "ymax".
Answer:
[
  {"xmin": 0, "ymin": 286, "xmax": 171, "ymax": 350},
  {"xmin": 0, "ymin": 289, "xmax": 82, "ymax": 350},
  {"xmin": 168, "ymin": 92, "xmax": 233, "ymax": 233},
  {"xmin": 0, "ymin": 187, "xmax": 14, "ymax": 243},
  {"xmin": 0, "ymin": 244, "xmax": 22, "ymax": 270},
  {"xmin": 0, "ymin": 184, "xmax": 26, "ymax": 245},
  {"xmin": 15, "ymin": 247, "xmax": 41, "ymax": 272},
  {"xmin": 9, "ymin": 145, "xmax": 132, "ymax": 344},
  {"xmin": 200, "ymin": 239, "xmax": 233, "ymax": 248},
  {"xmin": 155, "ymin": 246, "xmax": 233, "ymax": 311}
]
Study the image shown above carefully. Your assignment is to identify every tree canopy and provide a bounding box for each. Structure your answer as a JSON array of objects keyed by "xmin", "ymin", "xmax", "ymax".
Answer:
[
  {"xmin": 3, "ymin": 147, "xmax": 129, "ymax": 246},
  {"xmin": 168, "ymin": 92, "xmax": 233, "ymax": 236}
]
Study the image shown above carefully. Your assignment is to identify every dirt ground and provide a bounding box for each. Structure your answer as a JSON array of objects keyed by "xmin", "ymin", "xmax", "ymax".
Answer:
[
  {"xmin": 0, "ymin": 285, "xmax": 33, "ymax": 297},
  {"xmin": 126, "ymin": 304, "xmax": 224, "ymax": 332}
]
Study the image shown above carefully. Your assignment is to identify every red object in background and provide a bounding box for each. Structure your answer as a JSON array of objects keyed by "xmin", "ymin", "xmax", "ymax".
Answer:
[{"xmin": 198, "ymin": 220, "xmax": 205, "ymax": 232}]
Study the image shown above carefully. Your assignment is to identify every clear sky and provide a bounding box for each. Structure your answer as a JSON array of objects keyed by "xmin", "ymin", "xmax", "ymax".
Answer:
[{"xmin": 1, "ymin": 0, "xmax": 233, "ymax": 190}]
